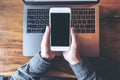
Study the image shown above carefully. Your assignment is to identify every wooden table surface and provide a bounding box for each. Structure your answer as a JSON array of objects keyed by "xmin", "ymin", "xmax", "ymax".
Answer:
[{"xmin": 0, "ymin": 0, "xmax": 120, "ymax": 78}]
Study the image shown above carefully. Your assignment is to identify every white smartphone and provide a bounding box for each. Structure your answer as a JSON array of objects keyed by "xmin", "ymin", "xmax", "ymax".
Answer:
[{"xmin": 49, "ymin": 7, "xmax": 71, "ymax": 51}]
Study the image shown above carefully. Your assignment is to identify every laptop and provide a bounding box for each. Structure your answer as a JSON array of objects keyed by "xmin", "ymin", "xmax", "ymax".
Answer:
[{"xmin": 23, "ymin": 0, "xmax": 100, "ymax": 57}]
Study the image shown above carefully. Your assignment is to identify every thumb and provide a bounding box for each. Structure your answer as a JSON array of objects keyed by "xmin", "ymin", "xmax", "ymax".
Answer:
[
  {"xmin": 71, "ymin": 27, "xmax": 77, "ymax": 46},
  {"xmin": 41, "ymin": 26, "xmax": 50, "ymax": 46}
]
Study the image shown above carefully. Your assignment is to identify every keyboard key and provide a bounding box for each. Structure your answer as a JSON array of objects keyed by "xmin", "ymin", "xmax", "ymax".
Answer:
[
  {"xmin": 74, "ymin": 11, "xmax": 79, "ymax": 15},
  {"xmin": 89, "ymin": 11, "xmax": 95, "ymax": 15},
  {"xmin": 83, "ymin": 20, "xmax": 87, "ymax": 24},
  {"xmin": 87, "ymin": 20, "xmax": 91, "ymax": 24},
  {"xmin": 27, "ymin": 16, "xmax": 34, "ymax": 19},
  {"xmin": 40, "ymin": 20, "xmax": 44, "ymax": 24},
  {"xmin": 86, "ymin": 29, "xmax": 91, "ymax": 33},
  {"xmin": 41, "ymin": 29, "xmax": 45, "ymax": 33},
  {"xmin": 39, "ymin": 16, "xmax": 43, "ymax": 19},
  {"xmin": 75, "ymin": 28, "xmax": 80, "ymax": 33},
  {"xmin": 79, "ymin": 11, "xmax": 83, "ymax": 15},
  {"xmin": 92, "ymin": 20, "xmax": 95, "ymax": 24},
  {"xmin": 81, "ymin": 16, "xmax": 85, "ymax": 19},
  {"xmin": 81, "ymin": 29, "xmax": 85, "ymax": 33},
  {"xmin": 33, "ymin": 16, "xmax": 39, "ymax": 19},
  {"xmin": 80, "ymin": 25, "xmax": 84, "ymax": 28},
  {"xmin": 27, "ymin": 25, "xmax": 37, "ymax": 28},
  {"xmin": 43, "ymin": 16, "xmax": 48, "ymax": 19},
  {"xmin": 78, "ymin": 20, "xmax": 82, "ymax": 24},
  {"xmin": 37, "ymin": 29, "xmax": 41, "ymax": 33},
  {"xmin": 91, "ymin": 15, "xmax": 95, "ymax": 19},
  {"xmin": 27, "ymin": 20, "xmax": 34, "ymax": 24},
  {"xmin": 91, "ymin": 29, "xmax": 95, "ymax": 33},
  {"xmin": 85, "ymin": 25, "xmax": 95, "ymax": 28},
  {"xmin": 86, "ymin": 15, "xmax": 91, "ymax": 19},
  {"xmin": 27, "ymin": 29, "xmax": 32, "ymax": 33},
  {"xmin": 38, "ymin": 25, "xmax": 42, "ymax": 28},
  {"xmin": 77, "ymin": 16, "xmax": 80, "ymax": 19},
  {"xmin": 75, "ymin": 25, "xmax": 79, "ymax": 28},
  {"xmin": 84, "ymin": 11, "xmax": 88, "ymax": 15},
  {"xmin": 72, "ymin": 15, "xmax": 76, "ymax": 19},
  {"xmin": 72, "ymin": 20, "xmax": 77, "ymax": 24},
  {"xmin": 45, "ymin": 20, "xmax": 49, "ymax": 24}
]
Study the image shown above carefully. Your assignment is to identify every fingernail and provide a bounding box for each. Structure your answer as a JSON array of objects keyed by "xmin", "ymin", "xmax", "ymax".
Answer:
[
  {"xmin": 46, "ymin": 26, "xmax": 48, "ymax": 28},
  {"xmin": 46, "ymin": 26, "xmax": 49, "ymax": 30},
  {"xmin": 72, "ymin": 27, "xmax": 75, "ymax": 33}
]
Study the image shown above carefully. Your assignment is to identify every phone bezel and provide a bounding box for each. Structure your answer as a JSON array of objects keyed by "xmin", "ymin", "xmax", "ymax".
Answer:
[{"xmin": 49, "ymin": 7, "xmax": 71, "ymax": 51}]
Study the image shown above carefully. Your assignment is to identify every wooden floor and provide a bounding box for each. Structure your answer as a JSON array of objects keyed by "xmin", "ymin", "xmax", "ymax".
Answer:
[{"xmin": 0, "ymin": 0, "xmax": 120, "ymax": 79}]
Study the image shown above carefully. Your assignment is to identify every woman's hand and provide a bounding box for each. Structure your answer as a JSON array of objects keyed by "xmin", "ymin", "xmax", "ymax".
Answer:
[
  {"xmin": 41, "ymin": 26, "xmax": 57, "ymax": 61},
  {"xmin": 63, "ymin": 27, "xmax": 80, "ymax": 65}
]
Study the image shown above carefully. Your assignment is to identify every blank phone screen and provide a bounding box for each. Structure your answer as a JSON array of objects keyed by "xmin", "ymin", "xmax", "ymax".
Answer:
[{"xmin": 51, "ymin": 13, "xmax": 70, "ymax": 46}]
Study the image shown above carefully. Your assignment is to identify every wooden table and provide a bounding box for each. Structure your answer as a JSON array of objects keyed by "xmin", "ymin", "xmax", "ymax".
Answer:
[{"xmin": 0, "ymin": 0, "xmax": 120, "ymax": 78}]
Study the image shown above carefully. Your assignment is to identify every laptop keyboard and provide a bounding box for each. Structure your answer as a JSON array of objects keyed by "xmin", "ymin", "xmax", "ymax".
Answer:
[
  {"xmin": 27, "ymin": 8, "xmax": 95, "ymax": 33},
  {"xmin": 71, "ymin": 8, "xmax": 95, "ymax": 33},
  {"xmin": 27, "ymin": 9, "xmax": 49, "ymax": 33}
]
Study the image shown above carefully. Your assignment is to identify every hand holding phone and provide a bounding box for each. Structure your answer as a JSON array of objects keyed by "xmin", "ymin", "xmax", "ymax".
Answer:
[{"xmin": 49, "ymin": 7, "xmax": 71, "ymax": 51}]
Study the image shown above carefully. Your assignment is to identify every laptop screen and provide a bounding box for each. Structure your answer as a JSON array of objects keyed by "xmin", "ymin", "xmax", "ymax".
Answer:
[
  {"xmin": 32, "ymin": 0, "xmax": 98, "ymax": 1},
  {"xmin": 24, "ymin": 0, "xmax": 99, "ymax": 4}
]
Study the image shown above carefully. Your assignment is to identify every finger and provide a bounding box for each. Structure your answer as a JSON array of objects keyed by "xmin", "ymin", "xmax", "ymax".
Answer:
[
  {"xmin": 71, "ymin": 27, "xmax": 77, "ymax": 45},
  {"xmin": 42, "ymin": 26, "xmax": 50, "ymax": 46}
]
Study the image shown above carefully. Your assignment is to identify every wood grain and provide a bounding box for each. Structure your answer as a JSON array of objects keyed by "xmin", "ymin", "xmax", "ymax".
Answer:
[
  {"xmin": 0, "ymin": 0, "xmax": 120, "ymax": 78},
  {"xmin": 0, "ymin": 0, "xmax": 30, "ymax": 76}
]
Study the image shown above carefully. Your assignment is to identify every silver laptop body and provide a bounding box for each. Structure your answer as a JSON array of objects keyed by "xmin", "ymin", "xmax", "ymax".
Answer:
[{"xmin": 23, "ymin": 0, "xmax": 100, "ymax": 56}]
